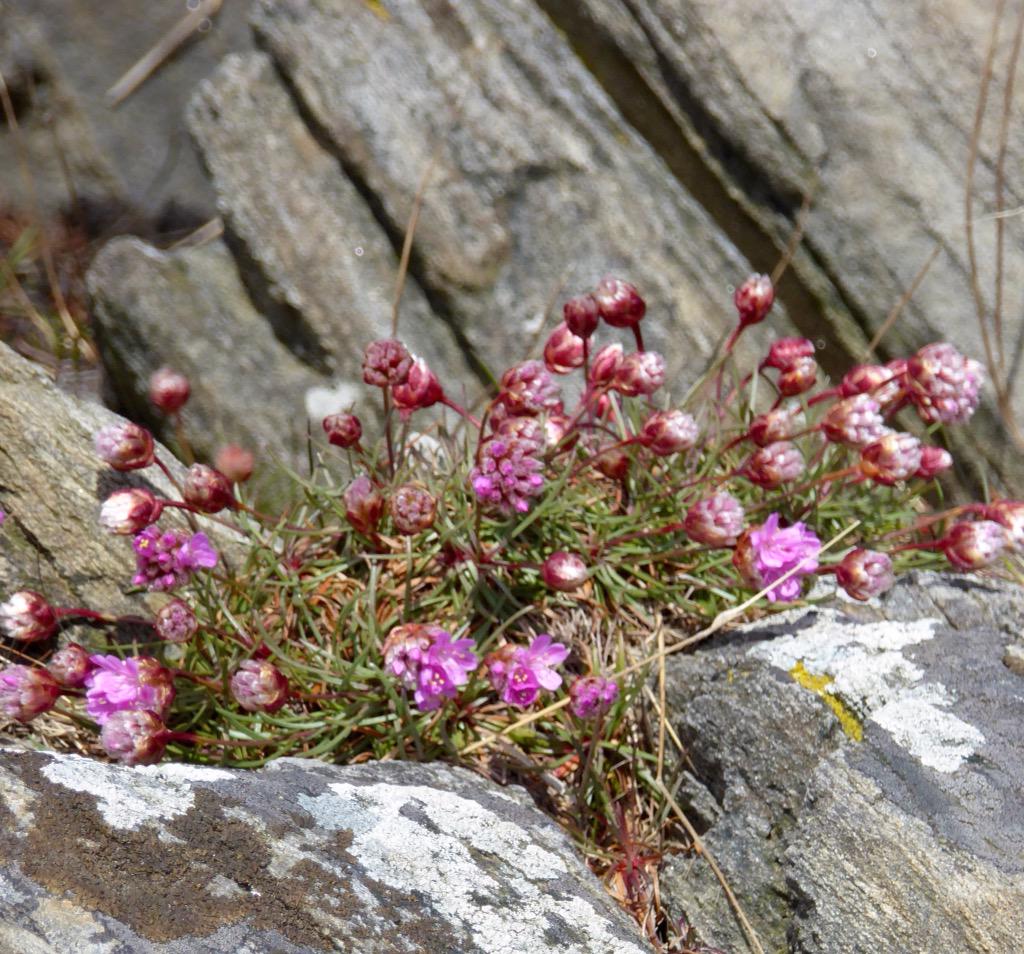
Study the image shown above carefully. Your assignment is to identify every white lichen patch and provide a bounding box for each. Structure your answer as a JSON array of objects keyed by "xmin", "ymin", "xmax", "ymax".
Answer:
[
  {"xmin": 40, "ymin": 753, "xmax": 233, "ymax": 830},
  {"xmin": 749, "ymin": 611, "xmax": 985, "ymax": 773},
  {"xmin": 298, "ymin": 782, "xmax": 647, "ymax": 954},
  {"xmin": 0, "ymin": 763, "xmax": 37, "ymax": 835}
]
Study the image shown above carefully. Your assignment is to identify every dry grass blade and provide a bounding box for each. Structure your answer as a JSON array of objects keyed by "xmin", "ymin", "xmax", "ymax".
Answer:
[
  {"xmin": 770, "ymin": 181, "xmax": 817, "ymax": 286},
  {"xmin": 866, "ymin": 243, "xmax": 941, "ymax": 357}
]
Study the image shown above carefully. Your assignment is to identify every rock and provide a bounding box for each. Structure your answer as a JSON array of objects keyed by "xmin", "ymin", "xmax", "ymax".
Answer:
[
  {"xmin": 548, "ymin": 0, "xmax": 1024, "ymax": 492},
  {"xmin": 0, "ymin": 749, "xmax": 648, "ymax": 953},
  {"xmin": 87, "ymin": 235, "xmax": 328, "ymax": 480},
  {"xmin": 659, "ymin": 573, "xmax": 1024, "ymax": 953}
]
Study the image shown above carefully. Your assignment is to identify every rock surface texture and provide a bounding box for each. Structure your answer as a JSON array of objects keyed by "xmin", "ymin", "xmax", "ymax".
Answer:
[
  {"xmin": 0, "ymin": 752, "xmax": 647, "ymax": 954},
  {"xmin": 661, "ymin": 573, "xmax": 1024, "ymax": 953}
]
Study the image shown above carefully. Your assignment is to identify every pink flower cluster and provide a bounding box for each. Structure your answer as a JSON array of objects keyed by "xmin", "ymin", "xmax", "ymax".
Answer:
[
  {"xmin": 84, "ymin": 655, "xmax": 175, "ymax": 725},
  {"xmin": 734, "ymin": 513, "xmax": 821, "ymax": 602},
  {"xmin": 383, "ymin": 624, "xmax": 478, "ymax": 711},
  {"xmin": 486, "ymin": 634, "xmax": 569, "ymax": 709},
  {"xmin": 471, "ymin": 436, "xmax": 545, "ymax": 515},
  {"xmin": 131, "ymin": 526, "xmax": 218, "ymax": 591}
]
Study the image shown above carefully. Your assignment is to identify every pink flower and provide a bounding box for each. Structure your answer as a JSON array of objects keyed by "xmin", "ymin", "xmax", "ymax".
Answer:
[
  {"xmin": 100, "ymin": 710, "xmax": 167, "ymax": 766},
  {"xmin": 568, "ymin": 676, "xmax": 619, "ymax": 719},
  {"xmin": 499, "ymin": 361, "xmax": 561, "ymax": 416},
  {"xmin": 471, "ymin": 436, "xmax": 545, "ymax": 515},
  {"xmin": 131, "ymin": 526, "xmax": 218, "ymax": 591},
  {"xmin": 487, "ymin": 634, "xmax": 568, "ymax": 709},
  {"xmin": 906, "ymin": 343, "xmax": 983, "ymax": 424},
  {"xmin": 733, "ymin": 513, "xmax": 821, "ymax": 602},
  {"xmin": 363, "ymin": 339, "xmax": 412, "ymax": 388},
  {"xmin": 685, "ymin": 492, "xmax": 745, "ymax": 547},
  {"xmin": 392, "ymin": 357, "xmax": 444, "ymax": 417},
  {"xmin": 382, "ymin": 624, "xmax": 478, "ymax": 711},
  {"xmin": 231, "ymin": 660, "xmax": 289, "ymax": 712},
  {"xmin": 0, "ymin": 665, "xmax": 61, "ymax": 722},
  {"xmin": 84, "ymin": 655, "xmax": 175, "ymax": 725},
  {"xmin": 821, "ymin": 395, "xmax": 888, "ymax": 448}
]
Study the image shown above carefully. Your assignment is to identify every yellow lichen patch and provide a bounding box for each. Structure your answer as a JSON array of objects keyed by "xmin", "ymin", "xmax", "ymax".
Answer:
[
  {"xmin": 362, "ymin": 0, "xmax": 390, "ymax": 20},
  {"xmin": 789, "ymin": 660, "xmax": 864, "ymax": 741}
]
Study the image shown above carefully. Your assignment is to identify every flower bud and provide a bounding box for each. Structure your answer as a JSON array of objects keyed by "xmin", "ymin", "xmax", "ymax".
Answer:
[
  {"xmin": 942, "ymin": 521, "xmax": 1008, "ymax": 570},
  {"xmin": 821, "ymin": 394, "xmax": 887, "ymax": 448},
  {"xmin": 148, "ymin": 367, "xmax": 191, "ymax": 413},
  {"xmin": 231, "ymin": 660, "xmax": 289, "ymax": 712},
  {"xmin": 744, "ymin": 441, "xmax": 804, "ymax": 489},
  {"xmin": 595, "ymin": 277, "xmax": 646, "ymax": 328},
  {"xmin": 859, "ymin": 433, "xmax": 923, "ymax": 485},
  {"xmin": 344, "ymin": 475, "xmax": 384, "ymax": 535},
  {"xmin": 183, "ymin": 464, "xmax": 235, "ymax": 514},
  {"xmin": 568, "ymin": 676, "xmax": 619, "ymax": 719},
  {"xmin": 390, "ymin": 484, "xmax": 437, "ymax": 535},
  {"xmin": 563, "ymin": 293, "xmax": 600, "ymax": 338},
  {"xmin": 684, "ymin": 492, "xmax": 745, "ymax": 546},
  {"xmin": 594, "ymin": 446, "xmax": 630, "ymax": 480},
  {"xmin": 906, "ymin": 343, "xmax": 984, "ymax": 425},
  {"xmin": 155, "ymin": 598, "xmax": 199, "ymax": 644},
  {"xmin": 99, "ymin": 488, "xmax": 163, "ymax": 534},
  {"xmin": 215, "ymin": 444, "xmax": 255, "ymax": 483},
  {"xmin": 541, "ymin": 552, "xmax": 588, "ymax": 592},
  {"xmin": 915, "ymin": 446, "xmax": 953, "ymax": 479},
  {"xmin": 47, "ymin": 643, "xmax": 91, "ymax": 687},
  {"xmin": 500, "ymin": 361, "xmax": 561, "ymax": 415},
  {"xmin": 100, "ymin": 709, "xmax": 167, "ymax": 765},
  {"xmin": 543, "ymin": 324, "xmax": 586, "ymax": 375},
  {"xmin": 589, "ymin": 343, "xmax": 624, "ymax": 387},
  {"xmin": 542, "ymin": 413, "xmax": 576, "ymax": 450},
  {"xmin": 840, "ymin": 364, "xmax": 904, "ymax": 409},
  {"xmin": 323, "ymin": 412, "xmax": 363, "ymax": 449},
  {"xmin": 613, "ymin": 351, "xmax": 665, "ymax": 396},
  {"xmin": 777, "ymin": 355, "xmax": 818, "ymax": 397},
  {"xmin": 95, "ymin": 422, "xmax": 155, "ymax": 471},
  {"xmin": 763, "ymin": 337, "xmax": 813, "ymax": 371},
  {"xmin": 363, "ymin": 338, "xmax": 412, "ymax": 388},
  {"xmin": 0, "ymin": 665, "xmax": 61, "ymax": 722},
  {"xmin": 985, "ymin": 500, "xmax": 1024, "ymax": 549},
  {"xmin": 639, "ymin": 410, "xmax": 699, "ymax": 456},
  {"xmin": 0, "ymin": 591, "xmax": 58, "ymax": 642},
  {"xmin": 734, "ymin": 274, "xmax": 774, "ymax": 328},
  {"xmin": 835, "ymin": 549, "xmax": 894, "ymax": 601},
  {"xmin": 392, "ymin": 357, "xmax": 444, "ymax": 416},
  {"xmin": 749, "ymin": 405, "xmax": 804, "ymax": 447}
]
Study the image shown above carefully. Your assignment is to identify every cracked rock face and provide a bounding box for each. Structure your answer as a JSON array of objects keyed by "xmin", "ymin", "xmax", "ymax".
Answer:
[
  {"xmin": 660, "ymin": 573, "xmax": 1024, "ymax": 953},
  {"xmin": 0, "ymin": 752, "xmax": 647, "ymax": 954}
]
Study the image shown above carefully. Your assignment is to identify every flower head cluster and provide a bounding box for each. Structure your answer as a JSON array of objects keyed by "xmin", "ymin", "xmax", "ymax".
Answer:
[
  {"xmin": 383, "ymin": 624, "xmax": 478, "ymax": 711},
  {"xmin": 487, "ymin": 634, "xmax": 568, "ymax": 708},
  {"xmin": 84, "ymin": 655, "xmax": 175, "ymax": 725},
  {"xmin": 733, "ymin": 513, "xmax": 820, "ymax": 602},
  {"xmin": 471, "ymin": 436, "xmax": 545, "ymax": 515},
  {"xmin": 100, "ymin": 710, "xmax": 168, "ymax": 765},
  {"xmin": 0, "ymin": 665, "xmax": 61, "ymax": 722},
  {"xmin": 906, "ymin": 343, "xmax": 983, "ymax": 424},
  {"xmin": 499, "ymin": 360, "xmax": 561, "ymax": 416},
  {"xmin": 0, "ymin": 591, "xmax": 58, "ymax": 642},
  {"xmin": 568, "ymin": 676, "xmax": 619, "ymax": 719},
  {"xmin": 231, "ymin": 660, "xmax": 289, "ymax": 712},
  {"xmin": 131, "ymin": 526, "xmax": 218, "ymax": 591}
]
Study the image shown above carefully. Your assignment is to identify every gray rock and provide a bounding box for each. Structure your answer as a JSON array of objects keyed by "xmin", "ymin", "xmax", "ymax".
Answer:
[
  {"xmin": 87, "ymin": 235, "xmax": 328, "ymax": 479},
  {"xmin": 659, "ymin": 573, "xmax": 1024, "ymax": 953},
  {"xmin": 0, "ymin": 749, "xmax": 649, "ymax": 953}
]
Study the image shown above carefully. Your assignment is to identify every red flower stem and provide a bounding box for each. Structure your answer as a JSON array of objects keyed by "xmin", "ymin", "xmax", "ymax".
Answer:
[
  {"xmin": 153, "ymin": 453, "xmax": 185, "ymax": 497},
  {"xmin": 171, "ymin": 411, "xmax": 195, "ymax": 465},
  {"xmin": 441, "ymin": 396, "xmax": 481, "ymax": 428},
  {"xmin": 53, "ymin": 607, "xmax": 154, "ymax": 628},
  {"xmin": 631, "ymin": 324, "xmax": 645, "ymax": 352},
  {"xmin": 170, "ymin": 669, "xmax": 222, "ymax": 690},
  {"xmin": 382, "ymin": 389, "xmax": 396, "ymax": 478}
]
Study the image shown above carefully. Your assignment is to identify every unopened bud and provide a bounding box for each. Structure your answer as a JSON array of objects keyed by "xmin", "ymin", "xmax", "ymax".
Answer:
[
  {"xmin": 942, "ymin": 521, "xmax": 1008, "ymax": 570},
  {"xmin": 231, "ymin": 660, "xmax": 289, "ymax": 712},
  {"xmin": 0, "ymin": 591, "xmax": 58, "ymax": 643},
  {"xmin": 344, "ymin": 475, "xmax": 384, "ymax": 535},
  {"xmin": 749, "ymin": 405, "xmax": 804, "ymax": 447},
  {"xmin": 323, "ymin": 413, "xmax": 363, "ymax": 449},
  {"xmin": 47, "ymin": 643, "xmax": 91, "ymax": 687},
  {"xmin": 183, "ymin": 464, "xmax": 235, "ymax": 514},
  {"xmin": 100, "ymin": 709, "xmax": 168, "ymax": 765},
  {"xmin": 391, "ymin": 484, "xmax": 437, "ymax": 535},
  {"xmin": 840, "ymin": 364, "xmax": 904, "ymax": 409},
  {"xmin": 100, "ymin": 488, "xmax": 163, "ymax": 534},
  {"xmin": 613, "ymin": 351, "xmax": 665, "ymax": 396},
  {"xmin": 0, "ymin": 665, "xmax": 61, "ymax": 722},
  {"xmin": 859, "ymin": 432, "xmax": 923, "ymax": 485},
  {"xmin": 836, "ymin": 549, "xmax": 894, "ymax": 601},
  {"xmin": 915, "ymin": 446, "xmax": 953, "ymax": 479},
  {"xmin": 986, "ymin": 500, "xmax": 1024, "ymax": 549},
  {"xmin": 744, "ymin": 441, "xmax": 804, "ymax": 489},
  {"xmin": 777, "ymin": 355, "xmax": 818, "ymax": 397},
  {"xmin": 763, "ymin": 337, "xmax": 813, "ymax": 371},
  {"xmin": 543, "ymin": 324, "xmax": 586, "ymax": 375},
  {"xmin": 734, "ymin": 274, "xmax": 774, "ymax": 327},
  {"xmin": 589, "ymin": 343, "xmax": 624, "ymax": 386},
  {"xmin": 363, "ymin": 339, "xmax": 412, "ymax": 388},
  {"xmin": 821, "ymin": 394, "xmax": 887, "ymax": 448},
  {"xmin": 684, "ymin": 492, "xmax": 745, "ymax": 546},
  {"xmin": 392, "ymin": 357, "xmax": 444, "ymax": 417},
  {"xmin": 215, "ymin": 444, "xmax": 255, "ymax": 483},
  {"xmin": 500, "ymin": 361, "xmax": 561, "ymax": 415},
  {"xmin": 563, "ymin": 293, "xmax": 600, "ymax": 338},
  {"xmin": 595, "ymin": 277, "xmax": 646, "ymax": 328},
  {"xmin": 541, "ymin": 552, "xmax": 588, "ymax": 592},
  {"xmin": 148, "ymin": 367, "xmax": 191, "ymax": 414},
  {"xmin": 906, "ymin": 343, "xmax": 984, "ymax": 425},
  {"xmin": 568, "ymin": 675, "xmax": 618, "ymax": 719},
  {"xmin": 155, "ymin": 598, "xmax": 199, "ymax": 644},
  {"xmin": 594, "ymin": 446, "xmax": 630, "ymax": 480},
  {"xmin": 639, "ymin": 410, "xmax": 699, "ymax": 456},
  {"xmin": 95, "ymin": 422, "xmax": 155, "ymax": 471}
]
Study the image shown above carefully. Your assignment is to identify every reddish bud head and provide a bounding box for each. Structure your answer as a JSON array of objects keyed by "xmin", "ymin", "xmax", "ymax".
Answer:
[
  {"xmin": 749, "ymin": 405, "xmax": 804, "ymax": 447},
  {"xmin": 390, "ymin": 484, "xmax": 437, "ymax": 535},
  {"xmin": 836, "ymin": 549, "xmax": 894, "ymax": 601},
  {"xmin": 47, "ymin": 643, "xmax": 91, "ymax": 688},
  {"xmin": 840, "ymin": 364, "xmax": 905, "ymax": 409},
  {"xmin": 915, "ymin": 446, "xmax": 953, "ymax": 479},
  {"xmin": 392, "ymin": 357, "xmax": 444, "ymax": 417},
  {"xmin": 95, "ymin": 422, "xmax": 155, "ymax": 471},
  {"xmin": 231, "ymin": 659, "xmax": 289, "ymax": 712},
  {"xmin": 942, "ymin": 521, "xmax": 1008, "ymax": 570},
  {"xmin": 0, "ymin": 665, "xmax": 61, "ymax": 723},
  {"xmin": 99, "ymin": 488, "xmax": 162, "ymax": 535},
  {"xmin": 684, "ymin": 492, "xmax": 745, "ymax": 547},
  {"xmin": 542, "ymin": 413, "xmax": 576, "ymax": 451},
  {"xmin": 985, "ymin": 500, "xmax": 1024, "ymax": 549},
  {"xmin": 362, "ymin": 339, "xmax": 412, "ymax": 388},
  {"xmin": 906, "ymin": 343, "xmax": 984, "ymax": 425},
  {"xmin": 541, "ymin": 552, "xmax": 588, "ymax": 592},
  {"xmin": 183, "ymin": 464, "xmax": 235, "ymax": 514},
  {"xmin": 100, "ymin": 709, "xmax": 168, "ymax": 765},
  {"xmin": 763, "ymin": 337, "xmax": 814, "ymax": 371},
  {"xmin": 0, "ymin": 591, "xmax": 58, "ymax": 643},
  {"xmin": 744, "ymin": 441, "xmax": 804, "ymax": 489},
  {"xmin": 821, "ymin": 395, "xmax": 887, "ymax": 448},
  {"xmin": 639, "ymin": 410, "xmax": 699, "ymax": 456},
  {"xmin": 777, "ymin": 355, "xmax": 818, "ymax": 397},
  {"xmin": 613, "ymin": 351, "xmax": 665, "ymax": 397},
  {"xmin": 215, "ymin": 445, "xmax": 255, "ymax": 483},
  {"xmin": 568, "ymin": 676, "xmax": 619, "ymax": 720},
  {"xmin": 594, "ymin": 446, "xmax": 630, "ymax": 480},
  {"xmin": 155, "ymin": 598, "xmax": 199, "ymax": 644},
  {"xmin": 500, "ymin": 361, "xmax": 561, "ymax": 416},
  {"xmin": 734, "ymin": 274, "xmax": 775, "ymax": 327},
  {"xmin": 543, "ymin": 324, "xmax": 586, "ymax": 375},
  {"xmin": 148, "ymin": 367, "xmax": 191, "ymax": 414},
  {"xmin": 859, "ymin": 432, "xmax": 923, "ymax": 485},
  {"xmin": 323, "ymin": 413, "xmax": 363, "ymax": 449},
  {"xmin": 563, "ymin": 293, "xmax": 601, "ymax": 338},
  {"xmin": 595, "ymin": 277, "xmax": 646, "ymax": 328},
  {"xmin": 588, "ymin": 343, "xmax": 624, "ymax": 387},
  {"xmin": 344, "ymin": 475, "xmax": 384, "ymax": 535}
]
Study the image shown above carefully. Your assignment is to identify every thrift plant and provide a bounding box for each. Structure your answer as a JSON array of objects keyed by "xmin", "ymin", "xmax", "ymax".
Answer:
[{"xmin": 2, "ymin": 273, "xmax": 1020, "ymax": 947}]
